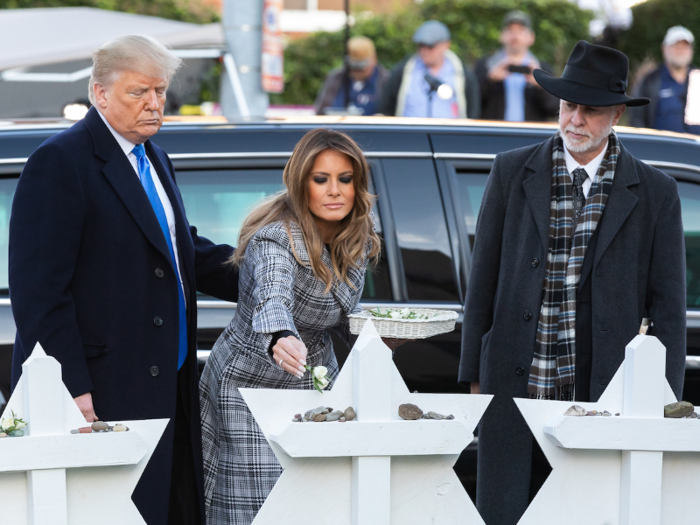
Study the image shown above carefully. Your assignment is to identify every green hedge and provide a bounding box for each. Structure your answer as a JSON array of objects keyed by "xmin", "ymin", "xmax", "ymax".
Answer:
[
  {"xmin": 272, "ymin": 0, "xmax": 592, "ymax": 106},
  {"xmin": 619, "ymin": 0, "xmax": 700, "ymax": 71}
]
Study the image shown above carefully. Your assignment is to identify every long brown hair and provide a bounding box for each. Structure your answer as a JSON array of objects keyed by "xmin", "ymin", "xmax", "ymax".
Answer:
[{"xmin": 231, "ymin": 128, "xmax": 380, "ymax": 292}]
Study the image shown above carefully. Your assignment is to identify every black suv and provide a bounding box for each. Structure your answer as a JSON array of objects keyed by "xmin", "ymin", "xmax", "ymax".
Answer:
[{"xmin": 2, "ymin": 116, "xmax": 700, "ymax": 497}]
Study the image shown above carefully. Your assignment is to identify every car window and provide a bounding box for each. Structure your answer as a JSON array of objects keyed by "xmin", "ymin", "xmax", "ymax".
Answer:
[
  {"xmin": 382, "ymin": 158, "xmax": 460, "ymax": 302},
  {"xmin": 678, "ymin": 180, "xmax": 700, "ymax": 308},
  {"xmin": 455, "ymin": 171, "xmax": 488, "ymax": 249},
  {"xmin": 176, "ymin": 168, "xmax": 392, "ymax": 301},
  {"xmin": 0, "ymin": 178, "xmax": 17, "ymax": 292}
]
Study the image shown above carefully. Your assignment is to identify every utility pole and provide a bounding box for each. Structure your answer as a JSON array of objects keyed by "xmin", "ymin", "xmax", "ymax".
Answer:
[
  {"xmin": 342, "ymin": 0, "xmax": 350, "ymax": 109},
  {"xmin": 220, "ymin": 0, "xmax": 269, "ymax": 119}
]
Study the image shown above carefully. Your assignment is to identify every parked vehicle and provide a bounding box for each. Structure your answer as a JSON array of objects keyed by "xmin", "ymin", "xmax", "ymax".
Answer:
[{"xmin": 2, "ymin": 116, "xmax": 700, "ymax": 499}]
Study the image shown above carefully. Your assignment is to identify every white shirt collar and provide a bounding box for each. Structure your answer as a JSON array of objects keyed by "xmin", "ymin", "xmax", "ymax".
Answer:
[
  {"xmin": 95, "ymin": 108, "xmax": 137, "ymax": 157},
  {"xmin": 563, "ymin": 140, "xmax": 608, "ymax": 182}
]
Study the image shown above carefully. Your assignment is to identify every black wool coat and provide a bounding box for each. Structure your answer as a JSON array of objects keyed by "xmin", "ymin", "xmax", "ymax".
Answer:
[
  {"xmin": 459, "ymin": 135, "xmax": 686, "ymax": 525},
  {"xmin": 9, "ymin": 107, "xmax": 238, "ymax": 525}
]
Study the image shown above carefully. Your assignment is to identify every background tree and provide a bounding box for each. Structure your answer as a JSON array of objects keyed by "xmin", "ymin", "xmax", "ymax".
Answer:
[
  {"xmin": 0, "ymin": 0, "xmax": 219, "ymax": 24},
  {"xmin": 272, "ymin": 0, "xmax": 592, "ymax": 106}
]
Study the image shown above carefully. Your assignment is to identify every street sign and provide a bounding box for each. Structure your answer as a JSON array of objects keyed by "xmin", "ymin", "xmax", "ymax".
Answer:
[{"xmin": 262, "ymin": 0, "xmax": 284, "ymax": 94}]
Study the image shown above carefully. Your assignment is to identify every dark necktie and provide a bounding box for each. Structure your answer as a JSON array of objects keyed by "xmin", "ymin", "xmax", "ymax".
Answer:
[
  {"xmin": 571, "ymin": 167, "xmax": 588, "ymax": 232},
  {"xmin": 132, "ymin": 144, "xmax": 188, "ymax": 370}
]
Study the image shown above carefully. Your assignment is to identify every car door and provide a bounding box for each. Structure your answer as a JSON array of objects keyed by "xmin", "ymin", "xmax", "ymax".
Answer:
[{"xmin": 376, "ymin": 153, "xmax": 465, "ymax": 395}]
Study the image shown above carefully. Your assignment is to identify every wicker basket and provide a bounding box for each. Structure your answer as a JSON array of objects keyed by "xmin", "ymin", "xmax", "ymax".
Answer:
[{"xmin": 348, "ymin": 308, "xmax": 458, "ymax": 339}]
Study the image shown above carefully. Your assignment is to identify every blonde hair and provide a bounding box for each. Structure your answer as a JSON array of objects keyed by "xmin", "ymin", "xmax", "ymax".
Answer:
[
  {"xmin": 232, "ymin": 128, "xmax": 381, "ymax": 292},
  {"xmin": 88, "ymin": 35, "xmax": 182, "ymax": 104}
]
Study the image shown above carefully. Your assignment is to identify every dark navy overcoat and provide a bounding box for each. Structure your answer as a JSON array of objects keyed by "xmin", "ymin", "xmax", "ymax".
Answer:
[
  {"xmin": 9, "ymin": 107, "xmax": 238, "ymax": 524},
  {"xmin": 459, "ymin": 135, "xmax": 686, "ymax": 525}
]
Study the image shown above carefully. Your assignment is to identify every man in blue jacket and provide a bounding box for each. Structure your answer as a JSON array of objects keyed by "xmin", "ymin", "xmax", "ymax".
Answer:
[
  {"xmin": 9, "ymin": 35, "xmax": 238, "ymax": 525},
  {"xmin": 629, "ymin": 26, "xmax": 699, "ymax": 133}
]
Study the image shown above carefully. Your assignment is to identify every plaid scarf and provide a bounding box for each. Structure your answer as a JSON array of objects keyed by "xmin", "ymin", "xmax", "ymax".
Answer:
[{"xmin": 527, "ymin": 131, "xmax": 619, "ymax": 400}]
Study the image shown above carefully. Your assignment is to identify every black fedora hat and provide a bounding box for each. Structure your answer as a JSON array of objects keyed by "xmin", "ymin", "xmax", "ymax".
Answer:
[{"xmin": 533, "ymin": 41, "xmax": 650, "ymax": 107}]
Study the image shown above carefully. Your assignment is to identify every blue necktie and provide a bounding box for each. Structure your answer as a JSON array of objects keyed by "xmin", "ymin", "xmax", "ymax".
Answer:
[{"xmin": 132, "ymin": 144, "xmax": 188, "ymax": 370}]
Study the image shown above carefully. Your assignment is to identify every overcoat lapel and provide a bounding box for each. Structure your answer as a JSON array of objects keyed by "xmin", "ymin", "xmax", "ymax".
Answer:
[
  {"xmin": 84, "ymin": 108, "xmax": 174, "ymax": 268},
  {"xmin": 593, "ymin": 145, "xmax": 639, "ymax": 267},
  {"xmin": 522, "ymin": 137, "xmax": 555, "ymax": 254}
]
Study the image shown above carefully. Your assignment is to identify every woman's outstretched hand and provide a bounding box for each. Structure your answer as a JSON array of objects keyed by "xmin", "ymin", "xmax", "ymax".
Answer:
[{"xmin": 272, "ymin": 335, "xmax": 308, "ymax": 379}]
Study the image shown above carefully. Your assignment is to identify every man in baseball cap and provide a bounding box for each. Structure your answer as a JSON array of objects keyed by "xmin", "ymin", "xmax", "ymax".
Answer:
[
  {"xmin": 461, "ymin": 40, "xmax": 685, "ymax": 525},
  {"xmin": 314, "ymin": 36, "xmax": 389, "ymax": 116},
  {"xmin": 629, "ymin": 25, "xmax": 699, "ymax": 132},
  {"xmin": 475, "ymin": 10, "xmax": 559, "ymax": 121},
  {"xmin": 378, "ymin": 20, "xmax": 480, "ymax": 119}
]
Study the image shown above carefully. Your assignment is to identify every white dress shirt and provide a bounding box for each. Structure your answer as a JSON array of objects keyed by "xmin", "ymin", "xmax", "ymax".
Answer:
[
  {"xmin": 96, "ymin": 109, "xmax": 185, "ymax": 295},
  {"xmin": 563, "ymin": 141, "xmax": 608, "ymax": 198}
]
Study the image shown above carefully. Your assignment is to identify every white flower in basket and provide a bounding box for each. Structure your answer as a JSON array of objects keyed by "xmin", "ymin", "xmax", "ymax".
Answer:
[{"xmin": 347, "ymin": 307, "xmax": 458, "ymax": 339}]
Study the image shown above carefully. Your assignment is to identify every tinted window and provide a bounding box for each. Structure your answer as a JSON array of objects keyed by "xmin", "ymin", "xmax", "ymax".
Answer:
[
  {"xmin": 177, "ymin": 168, "xmax": 392, "ymax": 301},
  {"xmin": 0, "ymin": 178, "xmax": 17, "ymax": 291},
  {"xmin": 382, "ymin": 158, "xmax": 459, "ymax": 302},
  {"xmin": 678, "ymin": 180, "xmax": 700, "ymax": 308},
  {"xmin": 455, "ymin": 172, "xmax": 488, "ymax": 249},
  {"xmin": 178, "ymin": 169, "xmax": 283, "ymax": 248}
]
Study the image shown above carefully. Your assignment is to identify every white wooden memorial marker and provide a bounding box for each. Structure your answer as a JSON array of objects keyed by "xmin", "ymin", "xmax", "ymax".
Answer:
[
  {"xmin": 241, "ymin": 319, "xmax": 493, "ymax": 525},
  {"xmin": 0, "ymin": 344, "xmax": 168, "ymax": 525},
  {"xmin": 515, "ymin": 334, "xmax": 700, "ymax": 525}
]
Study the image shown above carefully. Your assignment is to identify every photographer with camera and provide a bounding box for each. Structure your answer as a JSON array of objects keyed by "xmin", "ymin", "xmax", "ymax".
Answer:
[{"xmin": 475, "ymin": 11, "xmax": 559, "ymax": 122}]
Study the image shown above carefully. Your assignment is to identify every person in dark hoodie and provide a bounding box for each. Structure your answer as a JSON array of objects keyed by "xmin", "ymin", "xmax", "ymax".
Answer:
[{"xmin": 314, "ymin": 36, "xmax": 389, "ymax": 116}]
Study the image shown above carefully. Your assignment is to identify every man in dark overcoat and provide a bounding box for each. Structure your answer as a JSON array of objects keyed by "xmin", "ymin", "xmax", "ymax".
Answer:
[
  {"xmin": 459, "ymin": 41, "xmax": 686, "ymax": 525},
  {"xmin": 9, "ymin": 36, "xmax": 238, "ymax": 525}
]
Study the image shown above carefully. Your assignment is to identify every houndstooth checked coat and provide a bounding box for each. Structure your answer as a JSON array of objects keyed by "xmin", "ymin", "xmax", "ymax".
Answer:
[{"xmin": 199, "ymin": 220, "xmax": 368, "ymax": 525}]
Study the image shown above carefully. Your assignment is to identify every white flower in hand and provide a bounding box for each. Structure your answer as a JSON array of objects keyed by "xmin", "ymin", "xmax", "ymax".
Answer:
[
  {"xmin": 313, "ymin": 366, "xmax": 328, "ymax": 381},
  {"xmin": 305, "ymin": 365, "xmax": 331, "ymax": 393}
]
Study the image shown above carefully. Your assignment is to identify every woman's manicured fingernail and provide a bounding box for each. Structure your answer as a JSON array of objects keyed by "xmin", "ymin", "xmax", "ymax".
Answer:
[
  {"xmin": 300, "ymin": 359, "xmax": 306, "ymax": 366},
  {"xmin": 296, "ymin": 372, "xmax": 303, "ymax": 379},
  {"xmin": 298, "ymin": 365, "xmax": 305, "ymax": 373}
]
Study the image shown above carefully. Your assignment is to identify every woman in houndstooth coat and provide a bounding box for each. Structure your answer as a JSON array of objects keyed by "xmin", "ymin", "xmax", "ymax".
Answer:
[{"xmin": 199, "ymin": 129, "xmax": 381, "ymax": 525}]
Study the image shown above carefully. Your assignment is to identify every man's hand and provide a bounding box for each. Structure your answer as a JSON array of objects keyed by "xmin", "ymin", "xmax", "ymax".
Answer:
[
  {"xmin": 272, "ymin": 336, "xmax": 308, "ymax": 379},
  {"xmin": 74, "ymin": 392, "xmax": 98, "ymax": 422},
  {"xmin": 487, "ymin": 61, "xmax": 511, "ymax": 82},
  {"xmin": 470, "ymin": 382, "xmax": 480, "ymax": 395},
  {"xmin": 381, "ymin": 337, "xmax": 413, "ymax": 350},
  {"xmin": 525, "ymin": 59, "xmax": 541, "ymax": 86}
]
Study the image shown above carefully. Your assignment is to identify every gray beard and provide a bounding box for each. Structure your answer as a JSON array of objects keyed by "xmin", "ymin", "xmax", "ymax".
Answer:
[
  {"xmin": 666, "ymin": 56, "xmax": 692, "ymax": 69},
  {"xmin": 561, "ymin": 120, "xmax": 613, "ymax": 154}
]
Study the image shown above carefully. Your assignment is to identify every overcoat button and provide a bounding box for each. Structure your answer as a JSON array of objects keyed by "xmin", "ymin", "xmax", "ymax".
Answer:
[
  {"xmin": 531, "ymin": 258, "xmax": 539, "ymax": 268},
  {"xmin": 523, "ymin": 310, "xmax": 532, "ymax": 321},
  {"xmin": 150, "ymin": 366, "xmax": 159, "ymax": 377},
  {"xmin": 515, "ymin": 366, "xmax": 525, "ymax": 376},
  {"xmin": 154, "ymin": 316, "xmax": 163, "ymax": 326},
  {"xmin": 155, "ymin": 268, "xmax": 165, "ymax": 278}
]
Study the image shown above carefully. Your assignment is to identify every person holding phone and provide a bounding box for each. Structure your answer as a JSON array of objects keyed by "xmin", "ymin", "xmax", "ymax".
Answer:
[{"xmin": 475, "ymin": 11, "xmax": 559, "ymax": 122}]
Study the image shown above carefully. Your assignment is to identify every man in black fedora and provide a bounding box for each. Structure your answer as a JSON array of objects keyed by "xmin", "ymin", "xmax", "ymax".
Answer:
[{"xmin": 459, "ymin": 41, "xmax": 686, "ymax": 525}]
